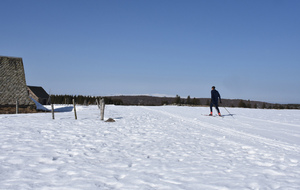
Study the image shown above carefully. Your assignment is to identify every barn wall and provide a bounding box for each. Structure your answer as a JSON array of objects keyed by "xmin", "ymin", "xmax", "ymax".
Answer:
[{"xmin": 0, "ymin": 56, "xmax": 35, "ymax": 107}]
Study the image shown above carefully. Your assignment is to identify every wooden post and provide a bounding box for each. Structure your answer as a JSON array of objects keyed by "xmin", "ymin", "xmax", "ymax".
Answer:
[
  {"xmin": 100, "ymin": 98, "xmax": 105, "ymax": 120},
  {"xmin": 73, "ymin": 99, "xmax": 77, "ymax": 120},
  {"xmin": 16, "ymin": 100, "xmax": 18, "ymax": 114},
  {"xmin": 96, "ymin": 99, "xmax": 100, "ymax": 109},
  {"xmin": 51, "ymin": 104, "xmax": 55, "ymax": 119}
]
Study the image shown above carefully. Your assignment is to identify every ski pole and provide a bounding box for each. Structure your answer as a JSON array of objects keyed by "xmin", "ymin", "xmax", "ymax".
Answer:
[{"xmin": 223, "ymin": 107, "xmax": 234, "ymax": 118}]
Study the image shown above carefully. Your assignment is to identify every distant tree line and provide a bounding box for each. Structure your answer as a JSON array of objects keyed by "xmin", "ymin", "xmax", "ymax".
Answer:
[
  {"xmin": 49, "ymin": 94, "xmax": 299, "ymax": 109},
  {"xmin": 50, "ymin": 95, "xmax": 123, "ymax": 105},
  {"xmin": 161, "ymin": 95, "xmax": 202, "ymax": 106},
  {"xmin": 237, "ymin": 100, "xmax": 299, "ymax": 109},
  {"xmin": 171, "ymin": 96, "xmax": 299, "ymax": 109}
]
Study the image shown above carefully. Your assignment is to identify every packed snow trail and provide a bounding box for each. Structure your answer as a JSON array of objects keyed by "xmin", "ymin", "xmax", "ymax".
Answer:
[
  {"xmin": 0, "ymin": 105, "xmax": 300, "ymax": 189},
  {"xmin": 141, "ymin": 106, "xmax": 300, "ymax": 152}
]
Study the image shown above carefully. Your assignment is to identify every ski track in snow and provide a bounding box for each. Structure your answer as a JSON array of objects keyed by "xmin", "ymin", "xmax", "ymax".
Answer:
[
  {"xmin": 0, "ymin": 105, "xmax": 300, "ymax": 190},
  {"xmin": 142, "ymin": 106, "xmax": 300, "ymax": 152}
]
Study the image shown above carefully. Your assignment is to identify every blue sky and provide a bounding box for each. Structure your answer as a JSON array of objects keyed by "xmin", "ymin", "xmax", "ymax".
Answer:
[{"xmin": 1, "ymin": 0, "xmax": 300, "ymax": 103}]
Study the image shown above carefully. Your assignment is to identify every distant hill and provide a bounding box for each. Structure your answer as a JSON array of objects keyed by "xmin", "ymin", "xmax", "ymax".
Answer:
[{"xmin": 104, "ymin": 95, "xmax": 300, "ymax": 109}]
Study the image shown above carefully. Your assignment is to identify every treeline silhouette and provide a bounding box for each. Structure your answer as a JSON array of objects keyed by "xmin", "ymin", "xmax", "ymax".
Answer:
[
  {"xmin": 50, "ymin": 95, "xmax": 123, "ymax": 105},
  {"xmin": 49, "ymin": 95, "xmax": 300, "ymax": 109}
]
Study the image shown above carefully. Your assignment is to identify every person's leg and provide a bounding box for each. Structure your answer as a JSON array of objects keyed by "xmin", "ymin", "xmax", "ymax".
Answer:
[
  {"xmin": 210, "ymin": 102, "xmax": 213, "ymax": 114},
  {"xmin": 215, "ymin": 103, "xmax": 221, "ymax": 115}
]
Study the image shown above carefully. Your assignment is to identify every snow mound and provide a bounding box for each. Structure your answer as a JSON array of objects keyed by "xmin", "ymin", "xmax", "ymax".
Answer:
[{"xmin": 30, "ymin": 97, "xmax": 49, "ymax": 111}]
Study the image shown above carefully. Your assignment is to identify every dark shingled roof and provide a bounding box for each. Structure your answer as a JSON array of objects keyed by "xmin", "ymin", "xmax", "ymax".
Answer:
[{"xmin": 27, "ymin": 86, "xmax": 49, "ymax": 99}]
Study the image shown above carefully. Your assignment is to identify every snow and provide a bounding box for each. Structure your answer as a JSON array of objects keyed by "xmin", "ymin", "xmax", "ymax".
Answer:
[
  {"xmin": 29, "ymin": 97, "xmax": 48, "ymax": 111},
  {"xmin": 1, "ymin": 105, "xmax": 300, "ymax": 189}
]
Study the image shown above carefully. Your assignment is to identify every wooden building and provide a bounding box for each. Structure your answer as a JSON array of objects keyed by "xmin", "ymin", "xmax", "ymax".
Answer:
[
  {"xmin": 27, "ymin": 86, "xmax": 50, "ymax": 105},
  {"xmin": 0, "ymin": 56, "xmax": 35, "ymax": 108}
]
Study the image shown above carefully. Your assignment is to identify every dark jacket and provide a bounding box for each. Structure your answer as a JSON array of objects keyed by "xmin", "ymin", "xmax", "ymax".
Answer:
[{"xmin": 211, "ymin": 89, "xmax": 221, "ymax": 104}]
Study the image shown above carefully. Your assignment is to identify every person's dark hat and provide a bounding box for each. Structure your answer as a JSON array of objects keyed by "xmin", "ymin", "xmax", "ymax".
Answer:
[{"xmin": 212, "ymin": 86, "xmax": 215, "ymax": 89}]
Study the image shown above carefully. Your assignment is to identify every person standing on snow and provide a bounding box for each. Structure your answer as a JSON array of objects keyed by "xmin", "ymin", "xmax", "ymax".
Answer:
[{"xmin": 209, "ymin": 86, "xmax": 222, "ymax": 116}]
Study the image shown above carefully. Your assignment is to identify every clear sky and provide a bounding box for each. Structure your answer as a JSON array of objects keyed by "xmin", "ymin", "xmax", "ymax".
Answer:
[{"xmin": 1, "ymin": 0, "xmax": 300, "ymax": 103}]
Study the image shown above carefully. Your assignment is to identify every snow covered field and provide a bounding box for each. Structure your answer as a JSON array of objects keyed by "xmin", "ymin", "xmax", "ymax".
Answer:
[{"xmin": 1, "ymin": 105, "xmax": 300, "ymax": 190}]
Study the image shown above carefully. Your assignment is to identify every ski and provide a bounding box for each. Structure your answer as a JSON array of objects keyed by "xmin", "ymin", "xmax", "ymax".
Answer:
[{"xmin": 202, "ymin": 114, "xmax": 223, "ymax": 117}]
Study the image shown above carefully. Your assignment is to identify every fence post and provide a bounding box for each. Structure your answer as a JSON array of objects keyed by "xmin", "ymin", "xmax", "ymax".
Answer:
[
  {"xmin": 73, "ymin": 99, "xmax": 77, "ymax": 120},
  {"xmin": 100, "ymin": 98, "xmax": 105, "ymax": 120},
  {"xmin": 96, "ymin": 99, "xmax": 100, "ymax": 109},
  {"xmin": 51, "ymin": 104, "xmax": 55, "ymax": 119},
  {"xmin": 16, "ymin": 99, "xmax": 19, "ymax": 114}
]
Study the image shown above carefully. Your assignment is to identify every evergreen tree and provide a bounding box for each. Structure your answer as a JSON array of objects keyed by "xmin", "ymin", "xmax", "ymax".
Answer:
[
  {"xmin": 192, "ymin": 98, "xmax": 200, "ymax": 105},
  {"xmin": 186, "ymin": 96, "xmax": 191, "ymax": 105},
  {"xmin": 175, "ymin": 95, "xmax": 181, "ymax": 105}
]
